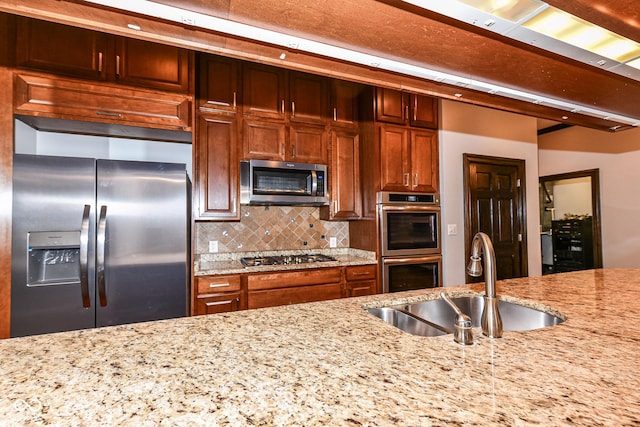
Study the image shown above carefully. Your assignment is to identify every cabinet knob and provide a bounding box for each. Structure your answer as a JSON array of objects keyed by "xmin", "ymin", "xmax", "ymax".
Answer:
[
  {"xmin": 291, "ymin": 101, "xmax": 296, "ymax": 117},
  {"xmin": 413, "ymin": 173, "xmax": 419, "ymax": 187},
  {"xmin": 333, "ymin": 107, "xmax": 337, "ymax": 121},
  {"xmin": 98, "ymin": 52, "xmax": 103, "ymax": 73},
  {"xmin": 404, "ymin": 173, "xmax": 410, "ymax": 187}
]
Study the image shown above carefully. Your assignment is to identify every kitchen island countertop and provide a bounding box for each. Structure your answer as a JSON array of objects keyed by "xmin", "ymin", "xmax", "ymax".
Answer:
[{"xmin": 1, "ymin": 269, "xmax": 639, "ymax": 425}]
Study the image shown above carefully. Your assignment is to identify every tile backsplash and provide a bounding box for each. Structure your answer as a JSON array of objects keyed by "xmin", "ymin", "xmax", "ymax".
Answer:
[{"xmin": 194, "ymin": 206, "xmax": 349, "ymax": 255}]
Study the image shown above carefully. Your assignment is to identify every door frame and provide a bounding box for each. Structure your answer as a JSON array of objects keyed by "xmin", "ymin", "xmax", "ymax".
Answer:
[
  {"xmin": 539, "ymin": 169, "xmax": 603, "ymax": 269},
  {"xmin": 463, "ymin": 154, "xmax": 528, "ymax": 282}
]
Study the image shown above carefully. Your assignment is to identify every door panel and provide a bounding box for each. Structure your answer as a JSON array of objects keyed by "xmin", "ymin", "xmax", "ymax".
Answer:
[
  {"xmin": 95, "ymin": 160, "xmax": 187, "ymax": 327},
  {"xmin": 11, "ymin": 155, "xmax": 96, "ymax": 337},
  {"xmin": 465, "ymin": 155, "xmax": 526, "ymax": 281}
]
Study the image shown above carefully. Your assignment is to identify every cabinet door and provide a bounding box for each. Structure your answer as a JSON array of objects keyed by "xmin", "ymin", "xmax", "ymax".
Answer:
[
  {"xmin": 194, "ymin": 293, "xmax": 242, "ymax": 315},
  {"xmin": 375, "ymin": 88, "xmax": 407, "ymax": 124},
  {"xmin": 242, "ymin": 63, "xmax": 286, "ymax": 119},
  {"xmin": 289, "ymin": 71, "xmax": 327, "ymax": 124},
  {"xmin": 194, "ymin": 114, "xmax": 239, "ymax": 220},
  {"xmin": 243, "ymin": 118, "xmax": 287, "ymax": 160},
  {"xmin": 198, "ymin": 54, "xmax": 238, "ymax": 112},
  {"xmin": 410, "ymin": 129, "xmax": 439, "ymax": 193},
  {"xmin": 326, "ymin": 129, "xmax": 361, "ymax": 220},
  {"xmin": 15, "ymin": 17, "xmax": 108, "ymax": 80},
  {"xmin": 379, "ymin": 124, "xmax": 410, "ymax": 191},
  {"xmin": 331, "ymin": 80, "xmax": 359, "ymax": 127},
  {"xmin": 409, "ymin": 94, "xmax": 438, "ymax": 129},
  {"xmin": 114, "ymin": 38, "xmax": 192, "ymax": 93},
  {"xmin": 289, "ymin": 124, "xmax": 327, "ymax": 164}
]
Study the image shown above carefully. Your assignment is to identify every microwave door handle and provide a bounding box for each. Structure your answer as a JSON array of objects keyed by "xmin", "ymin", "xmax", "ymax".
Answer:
[
  {"xmin": 79, "ymin": 204, "xmax": 91, "ymax": 308},
  {"xmin": 311, "ymin": 170, "xmax": 318, "ymax": 196}
]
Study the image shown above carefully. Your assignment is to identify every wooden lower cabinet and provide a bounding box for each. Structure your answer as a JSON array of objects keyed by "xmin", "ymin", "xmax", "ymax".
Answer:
[
  {"xmin": 194, "ymin": 265, "xmax": 377, "ymax": 314},
  {"xmin": 345, "ymin": 265, "xmax": 378, "ymax": 297},
  {"xmin": 193, "ymin": 274, "xmax": 245, "ymax": 316},
  {"xmin": 247, "ymin": 268, "xmax": 343, "ymax": 309}
]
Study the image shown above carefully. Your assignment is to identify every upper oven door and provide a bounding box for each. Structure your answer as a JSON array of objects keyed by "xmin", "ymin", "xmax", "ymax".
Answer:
[{"xmin": 379, "ymin": 204, "xmax": 441, "ymax": 257}]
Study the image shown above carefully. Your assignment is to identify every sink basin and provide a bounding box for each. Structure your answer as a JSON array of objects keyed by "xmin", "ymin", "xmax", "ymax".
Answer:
[
  {"xmin": 367, "ymin": 307, "xmax": 448, "ymax": 337},
  {"xmin": 367, "ymin": 295, "xmax": 565, "ymax": 337}
]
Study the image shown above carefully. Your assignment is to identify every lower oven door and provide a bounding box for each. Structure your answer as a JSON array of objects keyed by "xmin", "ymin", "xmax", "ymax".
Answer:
[{"xmin": 382, "ymin": 255, "xmax": 442, "ymax": 293}]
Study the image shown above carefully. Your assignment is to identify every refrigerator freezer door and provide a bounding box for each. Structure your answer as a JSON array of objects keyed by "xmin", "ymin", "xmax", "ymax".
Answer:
[
  {"xmin": 11, "ymin": 154, "xmax": 97, "ymax": 337},
  {"xmin": 95, "ymin": 159, "xmax": 188, "ymax": 327}
]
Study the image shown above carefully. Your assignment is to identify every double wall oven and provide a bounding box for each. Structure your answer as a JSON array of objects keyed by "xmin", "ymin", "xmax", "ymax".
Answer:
[{"xmin": 378, "ymin": 192, "xmax": 442, "ymax": 293}]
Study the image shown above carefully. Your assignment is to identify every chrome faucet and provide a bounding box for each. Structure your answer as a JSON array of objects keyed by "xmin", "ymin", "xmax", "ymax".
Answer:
[{"xmin": 467, "ymin": 232, "xmax": 503, "ymax": 338}]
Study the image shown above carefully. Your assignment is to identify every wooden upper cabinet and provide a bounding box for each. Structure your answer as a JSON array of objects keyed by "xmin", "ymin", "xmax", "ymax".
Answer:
[
  {"xmin": 243, "ymin": 118, "xmax": 287, "ymax": 161},
  {"xmin": 15, "ymin": 17, "xmax": 192, "ymax": 93},
  {"xmin": 288, "ymin": 71, "xmax": 327, "ymax": 124},
  {"xmin": 197, "ymin": 54, "xmax": 239, "ymax": 112},
  {"xmin": 242, "ymin": 62, "xmax": 286, "ymax": 119},
  {"xmin": 15, "ymin": 17, "xmax": 108, "ymax": 81},
  {"xmin": 376, "ymin": 87, "xmax": 438, "ymax": 129},
  {"xmin": 194, "ymin": 114, "xmax": 239, "ymax": 220},
  {"xmin": 378, "ymin": 124, "xmax": 438, "ymax": 193},
  {"xmin": 410, "ymin": 129, "xmax": 439, "ymax": 193},
  {"xmin": 331, "ymin": 80, "xmax": 360, "ymax": 127},
  {"xmin": 114, "ymin": 38, "xmax": 191, "ymax": 93},
  {"xmin": 288, "ymin": 124, "xmax": 327, "ymax": 164},
  {"xmin": 410, "ymin": 94, "xmax": 438, "ymax": 129},
  {"xmin": 321, "ymin": 128, "xmax": 361, "ymax": 220}
]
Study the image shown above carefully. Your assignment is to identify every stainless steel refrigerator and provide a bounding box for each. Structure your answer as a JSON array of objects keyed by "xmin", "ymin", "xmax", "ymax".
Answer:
[{"xmin": 11, "ymin": 154, "xmax": 189, "ymax": 337}]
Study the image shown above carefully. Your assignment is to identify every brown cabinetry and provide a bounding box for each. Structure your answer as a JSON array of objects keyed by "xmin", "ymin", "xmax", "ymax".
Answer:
[
  {"xmin": 247, "ymin": 268, "xmax": 342, "ymax": 309},
  {"xmin": 193, "ymin": 275, "xmax": 245, "ymax": 316},
  {"xmin": 321, "ymin": 128, "xmax": 361, "ymax": 220},
  {"xmin": 331, "ymin": 80, "xmax": 360, "ymax": 128},
  {"xmin": 194, "ymin": 114, "xmax": 239, "ymax": 220},
  {"xmin": 375, "ymin": 87, "xmax": 437, "ymax": 129},
  {"xmin": 378, "ymin": 124, "xmax": 438, "ymax": 193},
  {"xmin": 14, "ymin": 73, "xmax": 192, "ymax": 131},
  {"xmin": 15, "ymin": 17, "xmax": 192, "ymax": 93},
  {"xmin": 241, "ymin": 63, "xmax": 328, "ymax": 163},
  {"xmin": 198, "ymin": 55, "xmax": 239, "ymax": 112},
  {"xmin": 345, "ymin": 265, "xmax": 377, "ymax": 297}
]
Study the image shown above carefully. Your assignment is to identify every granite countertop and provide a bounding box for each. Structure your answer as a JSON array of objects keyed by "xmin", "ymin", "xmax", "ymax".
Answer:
[
  {"xmin": 195, "ymin": 248, "xmax": 377, "ymax": 276},
  {"xmin": 1, "ymin": 269, "xmax": 640, "ymax": 425}
]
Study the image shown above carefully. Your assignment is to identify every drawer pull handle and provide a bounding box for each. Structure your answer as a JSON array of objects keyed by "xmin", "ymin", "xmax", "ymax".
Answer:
[
  {"xmin": 96, "ymin": 111, "xmax": 123, "ymax": 118},
  {"xmin": 208, "ymin": 282, "xmax": 230, "ymax": 288}
]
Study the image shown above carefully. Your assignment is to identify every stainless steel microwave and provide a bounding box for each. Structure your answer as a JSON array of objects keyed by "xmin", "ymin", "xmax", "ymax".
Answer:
[{"xmin": 240, "ymin": 159, "xmax": 329, "ymax": 205}]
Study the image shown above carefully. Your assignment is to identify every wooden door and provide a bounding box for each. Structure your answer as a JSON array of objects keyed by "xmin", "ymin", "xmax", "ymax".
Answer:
[
  {"xmin": 242, "ymin": 118, "xmax": 287, "ymax": 160},
  {"xmin": 410, "ymin": 129, "xmax": 439, "ymax": 193},
  {"xmin": 115, "ymin": 37, "xmax": 191, "ymax": 93},
  {"xmin": 198, "ymin": 54, "xmax": 238, "ymax": 112},
  {"xmin": 327, "ymin": 128, "xmax": 361, "ymax": 220},
  {"xmin": 331, "ymin": 80, "xmax": 359, "ymax": 127},
  {"xmin": 15, "ymin": 17, "xmax": 108, "ymax": 80},
  {"xmin": 379, "ymin": 124, "xmax": 409, "ymax": 191},
  {"xmin": 289, "ymin": 123, "xmax": 327, "ymax": 164},
  {"xmin": 288, "ymin": 71, "xmax": 327, "ymax": 124},
  {"xmin": 242, "ymin": 62, "xmax": 286, "ymax": 119},
  {"xmin": 195, "ymin": 114, "xmax": 240, "ymax": 220},
  {"xmin": 375, "ymin": 88, "xmax": 407, "ymax": 124},
  {"xmin": 409, "ymin": 94, "xmax": 438, "ymax": 129},
  {"xmin": 464, "ymin": 154, "xmax": 527, "ymax": 280}
]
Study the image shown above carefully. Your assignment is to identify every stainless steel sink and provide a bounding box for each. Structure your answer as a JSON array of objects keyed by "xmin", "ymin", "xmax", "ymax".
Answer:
[{"xmin": 367, "ymin": 295, "xmax": 565, "ymax": 337}]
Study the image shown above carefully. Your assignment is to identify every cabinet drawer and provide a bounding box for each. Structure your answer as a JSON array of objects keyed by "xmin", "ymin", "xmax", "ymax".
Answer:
[
  {"xmin": 346, "ymin": 265, "xmax": 376, "ymax": 281},
  {"xmin": 195, "ymin": 275, "xmax": 241, "ymax": 295},
  {"xmin": 248, "ymin": 283, "xmax": 342, "ymax": 310},
  {"xmin": 14, "ymin": 73, "xmax": 192, "ymax": 130},
  {"xmin": 247, "ymin": 268, "xmax": 342, "ymax": 291},
  {"xmin": 194, "ymin": 292, "xmax": 242, "ymax": 315}
]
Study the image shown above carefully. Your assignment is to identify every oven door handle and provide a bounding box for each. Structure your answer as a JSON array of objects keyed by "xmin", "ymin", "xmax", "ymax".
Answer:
[{"xmin": 382, "ymin": 255, "xmax": 442, "ymax": 266}]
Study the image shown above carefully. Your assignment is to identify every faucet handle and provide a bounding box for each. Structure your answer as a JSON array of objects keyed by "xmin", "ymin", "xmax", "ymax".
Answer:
[{"xmin": 440, "ymin": 293, "xmax": 474, "ymax": 345}]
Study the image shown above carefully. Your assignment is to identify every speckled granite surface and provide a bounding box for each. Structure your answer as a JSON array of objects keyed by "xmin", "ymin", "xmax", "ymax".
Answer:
[
  {"xmin": 1, "ymin": 269, "xmax": 640, "ymax": 425},
  {"xmin": 195, "ymin": 248, "xmax": 377, "ymax": 276}
]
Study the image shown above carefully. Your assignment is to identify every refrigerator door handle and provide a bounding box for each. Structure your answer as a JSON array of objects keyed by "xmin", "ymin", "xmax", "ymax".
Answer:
[
  {"xmin": 79, "ymin": 204, "xmax": 91, "ymax": 308},
  {"xmin": 97, "ymin": 205, "xmax": 108, "ymax": 307}
]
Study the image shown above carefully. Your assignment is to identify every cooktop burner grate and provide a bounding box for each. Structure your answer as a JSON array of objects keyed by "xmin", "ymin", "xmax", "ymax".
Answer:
[{"xmin": 240, "ymin": 254, "xmax": 337, "ymax": 267}]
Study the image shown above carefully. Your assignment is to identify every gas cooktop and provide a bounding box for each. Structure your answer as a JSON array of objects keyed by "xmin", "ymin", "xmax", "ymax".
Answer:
[{"xmin": 240, "ymin": 254, "xmax": 337, "ymax": 267}]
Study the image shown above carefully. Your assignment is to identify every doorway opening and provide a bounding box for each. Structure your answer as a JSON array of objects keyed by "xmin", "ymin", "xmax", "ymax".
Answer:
[
  {"xmin": 539, "ymin": 169, "xmax": 603, "ymax": 274},
  {"xmin": 463, "ymin": 154, "xmax": 528, "ymax": 283}
]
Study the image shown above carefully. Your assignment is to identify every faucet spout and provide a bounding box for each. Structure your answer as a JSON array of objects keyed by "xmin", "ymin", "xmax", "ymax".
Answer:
[{"xmin": 467, "ymin": 232, "xmax": 503, "ymax": 338}]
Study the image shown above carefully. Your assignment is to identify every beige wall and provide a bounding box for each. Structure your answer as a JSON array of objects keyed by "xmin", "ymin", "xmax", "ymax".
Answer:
[
  {"xmin": 539, "ymin": 126, "xmax": 640, "ymax": 268},
  {"xmin": 440, "ymin": 100, "xmax": 541, "ymax": 285}
]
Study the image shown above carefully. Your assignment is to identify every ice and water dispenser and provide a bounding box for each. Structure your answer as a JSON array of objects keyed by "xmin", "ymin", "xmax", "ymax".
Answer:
[{"xmin": 27, "ymin": 231, "xmax": 81, "ymax": 286}]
